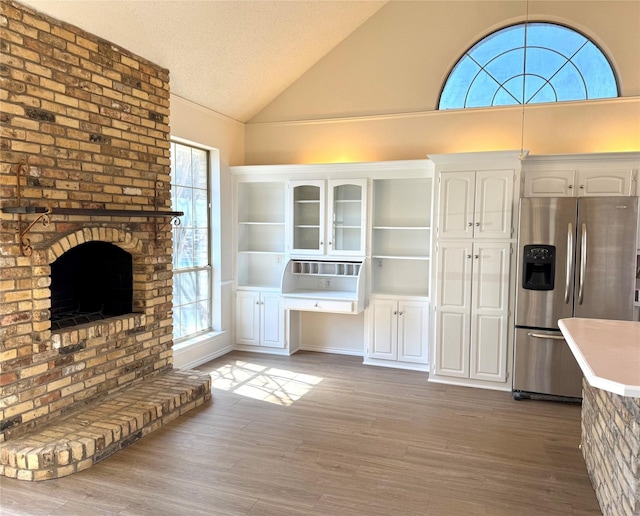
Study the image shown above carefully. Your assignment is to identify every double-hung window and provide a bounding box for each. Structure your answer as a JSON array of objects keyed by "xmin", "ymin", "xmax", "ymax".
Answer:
[{"xmin": 170, "ymin": 141, "xmax": 212, "ymax": 342}]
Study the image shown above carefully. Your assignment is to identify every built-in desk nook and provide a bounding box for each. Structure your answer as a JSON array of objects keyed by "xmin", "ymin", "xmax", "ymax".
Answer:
[{"xmin": 559, "ymin": 318, "xmax": 640, "ymax": 516}]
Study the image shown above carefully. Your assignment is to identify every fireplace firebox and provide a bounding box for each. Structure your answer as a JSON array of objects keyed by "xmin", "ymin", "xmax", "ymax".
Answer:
[{"xmin": 50, "ymin": 241, "xmax": 133, "ymax": 330}]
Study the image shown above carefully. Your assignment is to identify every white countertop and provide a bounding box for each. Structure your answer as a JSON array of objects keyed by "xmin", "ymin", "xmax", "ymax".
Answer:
[{"xmin": 559, "ymin": 318, "xmax": 640, "ymax": 398}]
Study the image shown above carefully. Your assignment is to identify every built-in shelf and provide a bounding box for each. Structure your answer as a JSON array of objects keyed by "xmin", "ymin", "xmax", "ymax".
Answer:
[
  {"xmin": 236, "ymin": 181, "xmax": 286, "ymax": 289},
  {"xmin": 291, "ymin": 260, "xmax": 362, "ymax": 277},
  {"xmin": 371, "ymin": 177, "xmax": 432, "ymax": 298}
]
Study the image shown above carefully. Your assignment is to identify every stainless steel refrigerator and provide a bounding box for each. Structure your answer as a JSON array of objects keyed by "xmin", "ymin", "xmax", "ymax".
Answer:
[{"xmin": 513, "ymin": 196, "xmax": 639, "ymax": 400}]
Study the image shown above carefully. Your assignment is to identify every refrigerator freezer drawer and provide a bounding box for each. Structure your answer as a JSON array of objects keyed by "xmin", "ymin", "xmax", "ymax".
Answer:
[{"xmin": 513, "ymin": 328, "xmax": 583, "ymax": 399}]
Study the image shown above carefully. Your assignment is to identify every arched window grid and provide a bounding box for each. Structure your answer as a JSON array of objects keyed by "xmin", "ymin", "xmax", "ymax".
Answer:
[{"xmin": 439, "ymin": 22, "xmax": 619, "ymax": 110}]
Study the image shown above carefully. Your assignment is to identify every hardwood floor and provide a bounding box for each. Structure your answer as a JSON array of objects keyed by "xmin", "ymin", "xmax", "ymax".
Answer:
[{"xmin": 0, "ymin": 351, "xmax": 600, "ymax": 515}]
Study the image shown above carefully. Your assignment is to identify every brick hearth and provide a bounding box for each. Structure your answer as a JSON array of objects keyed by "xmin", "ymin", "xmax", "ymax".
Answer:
[
  {"xmin": 0, "ymin": 0, "xmax": 212, "ymax": 479},
  {"xmin": 0, "ymin": 369, "xmax": 211, "ymax": 481}
]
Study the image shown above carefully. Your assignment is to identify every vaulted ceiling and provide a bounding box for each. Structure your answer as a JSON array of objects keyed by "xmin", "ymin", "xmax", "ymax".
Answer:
[{"xmin": 20, "ymin": 0, "xmax": 387, "ymax": 122}]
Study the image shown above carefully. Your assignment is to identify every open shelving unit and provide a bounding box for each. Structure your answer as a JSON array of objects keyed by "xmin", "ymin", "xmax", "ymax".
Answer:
[
  {"xmin": 236, "ymin": 181, "xmax": 286, "ymax": 289},
  {"xmin": 371, "ymin": 178, "xmax": 432, "ymax": 297}
]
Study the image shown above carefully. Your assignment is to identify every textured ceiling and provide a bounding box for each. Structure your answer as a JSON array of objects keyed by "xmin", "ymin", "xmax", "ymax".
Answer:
[{"xmin": 19, "ymin": 0, "xmax": 387, "ymax": 122}]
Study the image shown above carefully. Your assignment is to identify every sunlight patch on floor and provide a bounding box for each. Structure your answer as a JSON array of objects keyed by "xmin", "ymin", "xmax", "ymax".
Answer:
[{"xmin": 209, "ymin": 360, "xmax": 323, "ymax": 405}]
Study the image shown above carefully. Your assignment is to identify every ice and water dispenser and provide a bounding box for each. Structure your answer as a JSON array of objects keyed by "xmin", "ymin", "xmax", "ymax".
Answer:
[{"xmin": 522, "ymin": 245, "xmax": 556, "ymax": 291}]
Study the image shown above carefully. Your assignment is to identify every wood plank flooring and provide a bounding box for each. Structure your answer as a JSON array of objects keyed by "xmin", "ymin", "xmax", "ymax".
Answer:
[{"xmin": 0, "ymin": 351, "xmax": 600, "ymax": 515}]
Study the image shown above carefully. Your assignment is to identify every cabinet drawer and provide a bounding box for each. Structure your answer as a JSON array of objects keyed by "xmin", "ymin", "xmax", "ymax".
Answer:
[{"xmin": 283, "ymin": 297, "xmax": 355, "ymax": 313}]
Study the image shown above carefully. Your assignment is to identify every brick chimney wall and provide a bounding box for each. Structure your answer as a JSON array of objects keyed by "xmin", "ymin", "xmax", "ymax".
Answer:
[{"xmin": 0, "ymin": 0, "xmax": 175, "ymax": 442}]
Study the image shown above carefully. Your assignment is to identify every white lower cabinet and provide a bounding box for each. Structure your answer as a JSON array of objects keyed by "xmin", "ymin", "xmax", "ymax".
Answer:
[
  {"xmin": 434, "ymin": 241, "xmax": 510, "ymax": 382},
  {"xmin": 366, "ymin": 297, "xmax": 429, "ymax": 368},
  {"xmin": 235, "ymin": 290, "xmax": 285, "ymax": 349}
]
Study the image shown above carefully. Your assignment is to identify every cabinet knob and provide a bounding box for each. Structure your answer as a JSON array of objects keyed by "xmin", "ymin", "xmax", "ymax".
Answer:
[
  {"xmin": 475, "ymin": 222, "xmax": 480, "ymax": 226},
  {"xmin": 580, "ymin": 185, "xmax": 585, "ymax": 189},
  {"xmin": 475, "ymin": 254, "xmax": 479, "ymax": 259},
  {"xmin": 393, "ymin": 311, "xmax": 397, "ymax": 315},
  {"xmin": 568, "ymin": 185, "xmax": 573, "ymax": 189},
  {"xmin": 256, "ymin": 301, "xmax": 260, "ymax": 305},
  {"xmin": 467, "ymin": 254, "xmax": 472, "ymax": 259},
  {"xmin": 468, "ymin": 222, "xmax": 473, "ymax": 227},
  {"xmin": 328, "ymin": 242, "xmax": 332, "ymax": 246},
  {"xmin": 398, "ymin": 311, "xmax": 403, "ymax": 316}
]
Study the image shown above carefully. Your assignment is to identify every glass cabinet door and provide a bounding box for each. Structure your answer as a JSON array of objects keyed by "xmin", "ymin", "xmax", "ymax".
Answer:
[
  {"xmin": 329, "ymin": 179, "xmax": 367, "ymax": 256},
  {"xmin": 290, "ymin": 181, "xmax": 324, "ymax": 254}
]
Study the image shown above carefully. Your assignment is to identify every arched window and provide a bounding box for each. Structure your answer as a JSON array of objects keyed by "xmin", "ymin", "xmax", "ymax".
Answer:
[{"xmin": 439, "ymin": 22, "xmax": 618, "ymax": 110}]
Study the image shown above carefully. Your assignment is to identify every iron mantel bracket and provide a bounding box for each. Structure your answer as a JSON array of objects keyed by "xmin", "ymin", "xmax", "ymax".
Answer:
[{"xmin": 3, "ymin": 162, "xmax": 184, "ymax": 256}]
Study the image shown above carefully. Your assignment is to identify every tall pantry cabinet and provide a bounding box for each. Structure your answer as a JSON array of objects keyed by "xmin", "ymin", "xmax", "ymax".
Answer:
[{"xmin": 430, "ymin": 152, "xmax": 521, "ymax": 390}]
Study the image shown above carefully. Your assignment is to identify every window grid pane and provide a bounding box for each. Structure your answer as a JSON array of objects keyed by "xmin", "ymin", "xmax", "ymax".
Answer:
[
  {"xmin": 439, "ymin": 22, "xmax": 618, "ymax": 110},
  {"xmin": 171, "ymin": 141, "xmax": 212, "ymax": 342}
]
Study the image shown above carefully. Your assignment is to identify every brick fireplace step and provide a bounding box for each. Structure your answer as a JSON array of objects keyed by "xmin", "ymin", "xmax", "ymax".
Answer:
[{"xmin": 0, "ymin": 369, "xmax": 212, "ymax": 481}]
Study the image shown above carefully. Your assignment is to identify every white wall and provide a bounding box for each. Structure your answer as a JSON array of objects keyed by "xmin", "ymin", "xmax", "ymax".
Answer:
[
  {"xmin": 245, "ymin": 1, "xmax": 640, "ymax": 165},
  {"xmin": 170, "ymin": 94, "xmax": 245, "ymax": 368}
]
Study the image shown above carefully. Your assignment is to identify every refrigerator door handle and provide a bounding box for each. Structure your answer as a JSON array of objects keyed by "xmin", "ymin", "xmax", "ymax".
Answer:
[
  {"xmin": 578, "ymin": 222, "xmax": 587, "ymax": 305},
  {"xmin": 527, "ymin": 332, "xmax": 566, "ymax": 340},
  {"xmin": 565, "ymin": 222, "xmax": 574, "ymax": 304}
]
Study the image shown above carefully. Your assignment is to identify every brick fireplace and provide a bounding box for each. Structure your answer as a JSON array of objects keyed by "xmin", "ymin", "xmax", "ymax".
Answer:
[{"xmin": 0, "ymin": 0, "xmax": 211, "ymax": 479}]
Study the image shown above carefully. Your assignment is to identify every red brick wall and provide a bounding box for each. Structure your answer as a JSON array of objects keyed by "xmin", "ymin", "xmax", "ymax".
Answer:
[{"xmin": 0, "ymin": 0, "xmax": 175, "ymax": 441}]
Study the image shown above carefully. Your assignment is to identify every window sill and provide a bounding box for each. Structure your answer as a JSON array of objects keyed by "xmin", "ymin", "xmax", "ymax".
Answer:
[
  {"xmin": 172, "ymin": 330, "xmax": 230, "ymax": 370},
  {"xmin": 173, "ymin": 330, "xmax": 225, "ymax": 351}
]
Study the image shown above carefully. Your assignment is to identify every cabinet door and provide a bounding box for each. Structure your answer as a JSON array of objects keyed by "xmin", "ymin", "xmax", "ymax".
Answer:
[
  {"xmin": 469, "ymin": 242, "xmax": 510, "ymax": 382},
  {"xmin": 368, "ymin": 299, "xmax": 398, "ymax": 360},
  {"xmin": 474, "ymin": 170, "xmax": 514, "ymax": 239},
  {"xmin": 435, "ymin": 242, "xmax": 472, "ymax": 377},
  {"xmin": 328, "ymin": 179, "xmax": 367, "ymax": 256},
  {"xmin": 577, "ymin": 170, "xmax": 634, "ymax": 196},
  {"xmin": 235, "ymin": 290, "xmax": 260, "ymax": 346},
  {"xmin": 289, "ymin": 180, "xmax": 325, "ymax": 255},
  {"xmin": 523, "ymin": 170, "xmax": 575, "ymax": 197},
  {"xmin": 438, "ymin": 172, "xmax": 475, "ymax": 239},
  {"xmin": 398, "ymin": 301, "xmax": 429, "ymax": 364},
  {"xmin": 260, "ymin": 292, "xmax": 284, "ymax": 348}
]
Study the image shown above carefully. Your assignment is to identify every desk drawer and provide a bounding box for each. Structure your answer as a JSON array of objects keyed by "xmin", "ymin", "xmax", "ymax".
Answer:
[{"xmin": 283, "ymin": 298, "xmax": 355, "ymax": 313}]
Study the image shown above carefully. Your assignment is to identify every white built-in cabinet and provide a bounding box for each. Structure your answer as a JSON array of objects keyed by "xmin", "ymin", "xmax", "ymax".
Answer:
[
  {"xmin": 523, "ymin": 169, "xmax": 635, "ymax": 197},
  {"xmin": 430, "ymin": 152, "xmax": 520, "ymax": 391},
  {"xmin": 522, "ymin": 153, "xmax": 638, "ymax": 197},
  {"xmin": 364, "ymin": 171, "xmax": 433, "ymax": 370},
  {"xmin": 235, "ymin": 290, "xmax": 284, "ymax": 349},
  {"xmin": 289, "ymin": 179, "xmax": 367, "ymax": 257},
  {"xmin": 368, "ymin": 299, "xmax": 429, "ymax": 365},
  {"xmin": 434, "ymin": 241, "xmax": 511, "ymax": 382},
  {"xmin": 438, "ymin": 170, "xmax": 514, "ymax": 240},
  {"xmin": 234, "ymin": 179, "xmax": 287, "ymax": 352},
  {"xmin": 230, "ymin": 153, "xmax": 636, "ymax": 385}
]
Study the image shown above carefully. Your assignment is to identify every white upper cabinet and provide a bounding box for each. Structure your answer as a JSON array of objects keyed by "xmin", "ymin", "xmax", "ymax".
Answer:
[
  {"xmin": 438, "ymin": 169, "xmax": 514, "ymax": 240},
  {"xmin": 289, "ymin": 179, "xmax": 367, "ymax": 257},
  {"xmin": 522, "ymin": 153, "xmax": 640, "ymax": 198},
  {"xmin": 523, "ymin": 169, "xmax": 635, "ymax": 197}
]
